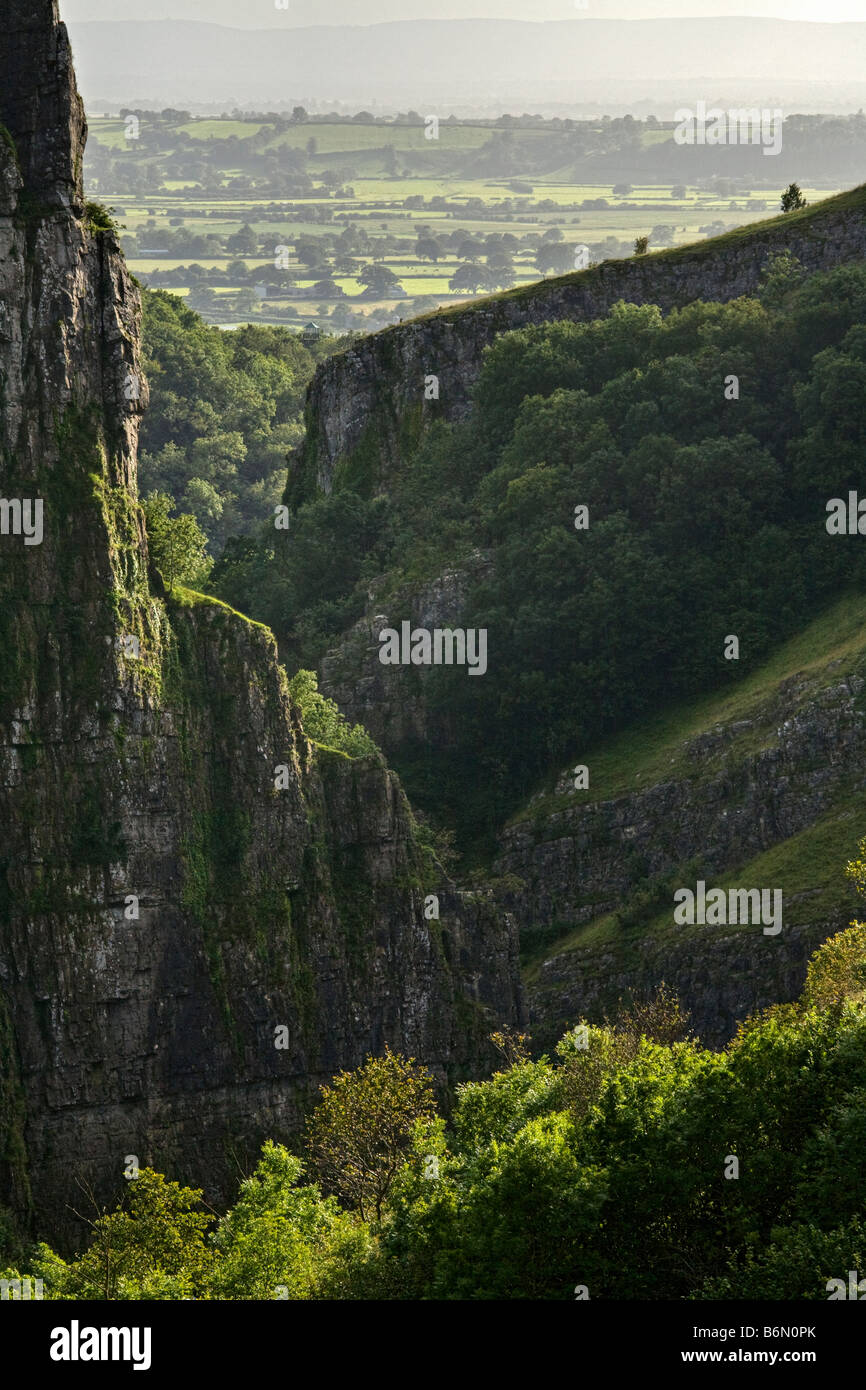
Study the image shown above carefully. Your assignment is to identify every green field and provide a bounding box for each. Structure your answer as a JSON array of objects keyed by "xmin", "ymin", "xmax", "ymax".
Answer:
[
  {"xmin": 176, "ymin": 119, "xmax": 267, "ymax": 140},
  {"xmin": 86, "ymin": 116, "xmax": 838, "ymax": 331}
]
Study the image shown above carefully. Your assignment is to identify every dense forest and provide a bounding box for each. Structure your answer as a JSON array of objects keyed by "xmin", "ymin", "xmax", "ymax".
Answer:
[
  {"xmin": 176, "ymin": 255, "xmax": 866, "ymax": 845},
  {"xmin": 138, "ymin": 290, "xmax": 341, "ymax": 549},
  {"xmin": 4, "ymin": 890, "xmax": 866, "ymax": 1300}
]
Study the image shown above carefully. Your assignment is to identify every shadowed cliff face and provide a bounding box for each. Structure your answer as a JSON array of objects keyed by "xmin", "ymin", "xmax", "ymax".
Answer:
[
  {"xmin": 503, "ymin": 667, "xmax": 866, "ymax": 1049},
  {"xmin": 0, "ymin": 0, "xmax": 523, "ymax": 1246}
]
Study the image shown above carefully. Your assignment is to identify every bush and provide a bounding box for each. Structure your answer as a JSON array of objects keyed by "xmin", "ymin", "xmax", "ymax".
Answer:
[{"xmin": 287, "ymin": 669, "xmax": 378, "ymax": 758}]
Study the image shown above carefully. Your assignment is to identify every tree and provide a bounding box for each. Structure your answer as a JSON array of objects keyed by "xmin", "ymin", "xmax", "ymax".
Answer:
[
  {"xmin": 671, "ymin": 184, "xmax": 687, "ymax": 199},
  {"xmin": 144, "ymin": 491, "xmax": 211, "ymax": 591},
  {"xmin": 613, "ymin": 183, "xmax": 633, "ymax": 196},
  {"xmin": 633, "ymin": 235, "xmax": 649, "ymax": 256},
  {"xmin": 650, "ymin": 224, "xmax": 675, "ymax": 247},
  {"xmin": 330, "ymin": 302, "xmax": 355, "ymax": 329},
  {"xmin": 358, "ymin": 262, "xmax": 400, "ymax": 296},
  {"xmin": 802, "ymin": 920, "xmax": 866, "ymax": 1009},
  {"xmin": 781, "ymin": 182, "xmax": 808, "ymax": 213},
  {"xmin": 226, "ymin": 222, "xmax": 258, "ymax": 254},
  {"xmin": 209, "ymin": 1143, "xmax": 372, "ymax": 1301},
  {"xmin": 186, "ymin": 285, "xmax": 219, "ymax": 313},
  {"xmin": 295, "ymin": 235, "xmax": 326, "ymax": 270},
  {"xmin": 409, "ymin": 295, "xmax": 439, "ymax": 317},
  {"xmin": 182, "ymin": 478, "xmax": 223, "ymax": 530},
  {"xmin": 306, "ymin": 1047, "xmax": 436, "ymax": 1222},
  {"xmin": 449, "ymin": 261, "xmax": 496, "ymax": 293},
  {"xmin": 415, "ymin": 235, "xmax": 444, "ymax": 262},
  {"xmin": 535, "ymin": 242, "xmax": 574, "ymax": 276},
  {"xmin": 457, "ymin": 236, "xmax": 484, "ymax": 260},
  {"xmin": 287, "ymin": 669, "xmax": 376, "ymax": 757},
  {"xmin": 757, "ymin": 248, "xmax": 804, "ymax": 307},
  {"xmin": 51, "ymin": 1170, "xmax": 214, "ymax": 1300},
  {"xmin": 486, "ymin": 249, "xmax": 517, "ymax": 288}
]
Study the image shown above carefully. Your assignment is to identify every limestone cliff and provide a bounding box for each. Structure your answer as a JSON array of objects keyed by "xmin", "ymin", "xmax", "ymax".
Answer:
[
  {"xmin": 290, "ymin": 185, "xmax": 866, "ymax": 504},
  {"xmin": 0, "ymin": 1, "xmax": 523, "ymax": 1246}
]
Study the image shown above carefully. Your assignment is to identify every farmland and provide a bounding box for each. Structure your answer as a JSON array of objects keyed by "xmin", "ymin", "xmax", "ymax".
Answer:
[{"xmin": 83, "ymin": 111, "xmax": 850, "ymax": 333}]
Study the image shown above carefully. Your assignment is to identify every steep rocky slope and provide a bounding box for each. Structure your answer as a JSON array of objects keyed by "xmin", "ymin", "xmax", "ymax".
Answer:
[
  {"xmin": 290, "ymin": 185, "xmax": 866, "ymax": 503},
  {"xmin": 0, "ymin": 0, "xmax": 523, "ymax": 1246},
  {"xmin": 316, "ymin": 578, "xmax": 866, "ymax": 1048},
  {"xmin": 506, "ymin": 594, "xmax": 866, "ymax": 1046}
]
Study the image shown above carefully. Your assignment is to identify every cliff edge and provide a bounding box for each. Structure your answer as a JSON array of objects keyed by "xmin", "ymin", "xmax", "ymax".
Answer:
[{"xmin": 0, "ymin": 1, "xmax": 523, "ymax": 1246}]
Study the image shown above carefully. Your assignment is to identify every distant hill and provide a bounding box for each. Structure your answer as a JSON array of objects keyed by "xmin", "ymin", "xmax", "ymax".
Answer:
[{"xmin": 67, "ymin": 17, "xmax": 866, "ymax": 114}]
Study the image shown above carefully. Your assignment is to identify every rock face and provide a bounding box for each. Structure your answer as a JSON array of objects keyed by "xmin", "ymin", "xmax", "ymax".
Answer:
[
  {"xmin": 0, "ymin": 0, "xmax": 84, "ymax": 211},
  {"xmin": 500, "ymin": 673, "xmax": 866, "ymax": 941},
  {"xmin": 290, "ymin": 185, "xmax": 866, "ymax": 502},
  {"xmin": 528, "ymin": 918, "xmax": 839, "ymax": 1053},
  {"xmin": 320, "ymin": 552, "xmax": 493, "ymax": 752},
  {"xmin": 0, "ymin": 1, "xmax": 523, "ymax": 1247},
  {"xmin": 503, "ymin": 663, "xmax": 866, "ymax": 1047}
]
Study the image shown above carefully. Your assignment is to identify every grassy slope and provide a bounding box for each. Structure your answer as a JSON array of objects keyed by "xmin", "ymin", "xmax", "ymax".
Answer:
[
  {"xmin": 522, "ymin": 590, "xmax": 866, "ymax": 979},
  {"xmin": 390, "ymin": 181, "xmax": 866, "ymax": 331}
]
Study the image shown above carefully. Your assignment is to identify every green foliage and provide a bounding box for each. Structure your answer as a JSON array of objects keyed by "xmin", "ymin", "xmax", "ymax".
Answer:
[
  {"xmin": 699, "ymin": 1219, "xmax": 866, "ymax": 1300},
  {"xmin": 33, "ymin": 1170, "xmax": 214, "ymax": 1300},
  {"xmin": 209, "ymin": 487, "xmax": 392, "ymax": 657},
  {"xmin": 306, "ymin": 1046, "xmax": 437, "ymax": 1222},
  {"xmin": 139, "ymin": 290, "xmax": 331, "ymax": 551},
  {"xmin": 143, "ymin": 490, "xmax": 211, "ymax": 591},
  {"xmin": 426, "ymin": 1112, "xmax": 607, "ymax": 1299},
  {"xmin": 781, "ymin": 182, "xmax": 808, "ymax": 213},
  {"xmin": 287, "ymin": 669, "xmax": 378, "ymax": 758},
  {"xmin": 215, "ymin": 265, "xmax": 866, "ymax": 848},
  {"xmin": 802, "ymin": 917, "xmax": 866, "ymax": 1009},
  {"xmin": 13, "ymin": 922, "xmax": 866, "ymax": 1300},
  {"xmin": 757, "ymin": 248, "xmax": 805, "ymax": 307},
  {"xmin": 209, "ymin": 1143, "xmax": 373, "ymax": 1300},
  {"xmin": 85, "ymin": 201, "xmax": 123, "ymax": 235}
]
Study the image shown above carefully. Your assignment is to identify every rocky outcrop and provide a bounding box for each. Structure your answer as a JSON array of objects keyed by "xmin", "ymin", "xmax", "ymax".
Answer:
[
  {"xmin": 0, "ymin": 0, "xmax": 84, "ymax": 211},
  {"xmin": 499, "ymin": 671, "xmax": 866, "ymax": 939},
  {"xmin": 320, "ymin": 552, "xmax": 493, "ymax": 752},
  {"xmin": 503, "ymin": 662, "xmax": 866, "ymax": 1047},
  {"xmin": 0, "ymin": 1, "xmax": 523, "ymax": 1247},
  {"xmin": 291, "ymin": 170, "xmax": 866, "ymax": 1053},
  {"xmin": 528, "ymin": 918, "xmax": 840, "ymax": 1053},
  {"xmin": 290, "ymin": 185, "xmax": 866, "ymax": 501}
]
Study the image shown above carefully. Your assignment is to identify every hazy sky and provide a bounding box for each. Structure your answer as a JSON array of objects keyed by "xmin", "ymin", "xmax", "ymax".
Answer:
[{"xmin": 61, "ymin": 1, "xmax": 866, "ymax": 26}]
